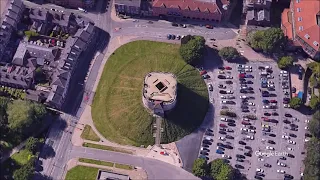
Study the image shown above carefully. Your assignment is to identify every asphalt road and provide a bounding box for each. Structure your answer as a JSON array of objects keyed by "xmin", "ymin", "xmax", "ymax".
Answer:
[{"xmin": 200, "ymin": 62, "xmax": 307, "ymax": 180}]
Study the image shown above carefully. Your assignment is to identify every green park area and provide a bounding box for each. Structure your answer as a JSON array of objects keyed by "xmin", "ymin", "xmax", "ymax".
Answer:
[{"xmin": 92, "ymin": 40, "xmax": 209, "ymax": 146}]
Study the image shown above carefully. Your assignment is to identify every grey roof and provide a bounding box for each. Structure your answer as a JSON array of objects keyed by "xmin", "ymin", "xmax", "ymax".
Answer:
[
  {"xmin": 27, "ymin": 58, "xmax": 37, "ymax": 69},
  {"xmin": 0, "ymin": 65, "xmax": 34, "ymax": 89},
  {"xmin": 51, "ymin": 12, "xmax": 71, "ymax": 27},
  {"xmin": 11, "ymin": 0, "xmax": 24, "ymax": 9},
  {"xmin": 29, "ymin": 9, "xmax": 49, "ymax": 21},
  {"xmin": 51, "ymin": 69, "xmax": 70, "ymax": 88},
  {"xmin": 6, "ymin": 10, "xmax": 19, "ymax": 22},
  {"xmin": 74, "ymin": 29, "xmax": 90, "ymax": 42},
  {"xmin": 52, "ymin": 84, "xmax": 65, "ymax": 95},
  {"xmin": 46, "ymin": 90, "xmax": 63, "ymax": 105},
  {"xmin": 8, "ymin": 3, "xmax": 21, "ymax": 15},
  {"xmin": 114, "ymin": 0, "xmax": 142, "ymax": 7},
  {"xmin": 84, "ymin": 22, "xmax": 94, "ymax": 34},
  {"xmin": 3, "ymin": 16, "xmax": 16, "ymax": 28},
  {"xmin": 12, "ymin": 42, "xmax": 28, "ymax": 66},
  {"xmin": 257, "ymin": 9, "xmax": 270, "ymax": 21},
  {"xmin": 73, "ymin": 38, "xmax": 86, "ymax": 51}
]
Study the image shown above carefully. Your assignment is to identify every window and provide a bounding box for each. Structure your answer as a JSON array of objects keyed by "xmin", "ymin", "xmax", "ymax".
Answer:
[
  {"xmin": 305, "ymin": 34, "xmax": 310, "ymax": 39},
  {"xmin": 297, "ymin": 8, "xmax": 301, "ymax": 12},
  {"xmin": 298, "ymin": 17, "xmax": 302, "ymax": 21},
  {"xmin": 296, "ymin": 0, "xmax": 300, "ymax": 3},
  {"xmin": 313, "ymin": 41, "xmax": 319, "ymax": 46},
  {"xmin": 299, "ymin": 26, "xmax": 303, "ymax": 31}
]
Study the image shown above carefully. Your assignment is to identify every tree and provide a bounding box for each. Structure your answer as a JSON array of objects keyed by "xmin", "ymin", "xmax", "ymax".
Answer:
[
  {"xmin": 13, "ymin": 158, "xmax": 35, "ymax": 180},
  {"xmin": 218, "ymin": 47, "xmax": 240, "ymax": 61},
  {"xmin": 278, "ymin": 56, "xmax": 293, "ymax": 69},
  {"xmin": 309, "ymin": 111, "xmax": 320, "ymax": 138},
  {"xmin": 25, "ymin": 137, "xmax": 40, "ymax": 153},
  {"xmin": 304, "ymin": 138, "xmax": 320, "ymax": 180},
  {"xmin": 181, "ymin": 35, "xmax": 193, "ymax": 44},
  {"xmin": 192, "ymin": 158, "xmax": 209, "ymax": 177},
  {"xmin": 289, "ymin": 97, "xmax": 303, "ymax": 109},
  {"xmin": 308, "ymin": 62, "xmax": 320, "ymax": 88},
  {"xmin": 310, "ymin": 95, "xmax": 320, "ymax": 110},
  {"xmin": 35, "ymin": 67, "xmax": 47, "ymax": 83},
  {"xmin": 210, "ymin": 159, "xmax": 235, "ymax": 180},
  {"xmin": 7, "ymin": 100, "xmax": 47, "ymax": 133},
  {"xmin": 248, "ymin": 28, "xmax": 285, "ymax": 53},
  {"xmin": 179, "ymin": 36, "xmax": 206, "ymax": 65}
]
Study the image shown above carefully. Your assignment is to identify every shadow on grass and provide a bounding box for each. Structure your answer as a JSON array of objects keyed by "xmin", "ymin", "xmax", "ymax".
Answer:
[
  {"xmin": 162, "ymin": 83, "xmax": 208, "ymax": 143},
  {"xmin": 0, "ymin": 157, "xmax": 21, "ymax": 180}
]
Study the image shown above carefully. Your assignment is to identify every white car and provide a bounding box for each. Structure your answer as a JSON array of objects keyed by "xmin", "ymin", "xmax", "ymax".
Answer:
[
  {"xmin": 241, "ymin": 128, "xmax": 248, "ymax": 132},
  {"xmin": 240, "ymin": 96, "xmax": 247, "ymax": 99},
  {"xmin": 256, "ymin": 168, "xmax": 264, "ymax": 173},
  {"xmin": 280, "ymin": 70, "xmax": 288, "ymax": 74},
  {"xmin": 282, "ymin": 135, "xmax": 290, "ymax": 139},
  {"xmin": 245, "ymin": 69, "xmax": 252, "ymax": 72},
  {"xmin": 267, "ymin": 75, "xmax": 274, "ymax": 79},
  {"xmin": 277, "ymin": 162, "xmax": 286, "ymax": 167},
  {"xmin": 267, "ymin": 81, "xmax": 274, "ymax": 84},
  {"xmin": 219, "ymin": 137, "xmax": 226, "ymax": 141},
  {"xmin": 305, "ymin": 119, "xmax": 310, "ymax": 123},
  {"xmin": 226, "ymin": 90, "xmax": 233, "ymax": 94},
  {"xmin": 226, "ymin": 76, "xmax": 233, "ymax": 79},
  {"xmin": 281, "ymin": 73, "xmax": 288, "ymax": 77},
  {"xmin": 265, "ymin": 66, "xmax": 272, "ymax": 69},
  {"xmin": 248, "ymin": 102, "xmax": 255, "ymax": 106},
  {"xmin": 258, "ymin": 158, "xmax": 264, "ymax": 161},
  {"xmin": 305, "ymin": 138, "xmax": 310, "ymax": 142},
  {"xmin": 248, "ymin": 129, "xmax": 255, "ymax": 133},
  {"xmin": 284, "ymin": 104, "xmax": 290, "ymax": 108},
  {"xmin": 277, "ymin": 170, "xmax": 285, "ymax": 174},
  {"xmin": 222, "ymin": 154, "xmax": 231, "ymax": 159},
  {"xmin": 263, "ymin": 106, "xmax": 270, "ymax": 109},
  {"xmin": 267, "ymin": 84, "xmax": 275, "ymax": 88},
  {"xmin": 240, "ymin": 86, "xmax": 248, "ymax": 90},
  {"xmin": 221, "ymin": 118, "xmax": 228, "ymax": 122},
  {"xmin": 287, "ymin": 147, "xmax": 293, "ymax": 151},
  {"xmin": 305, "ymin": 126, "xmax": 309, "ymax": 130},
  {"xmin": 266, "ymin": 146, "xmax": 274, "ymax": 150},
  {"xmin": 218, "ymin": 71, "xmax": 225, "ymax": 74},
  {"xmin": 221, "ymin": 95, "xmax": 227, "ymax": 99},
  {"xmin": 227, "ymin": 95, "xmax": 235, "ymax": 99},
  {"xmin": 245, "ymin": 65, "xmax": 252, "ymax": 69},
  {"xmin": 288, "ymin": 140, "xmax": 296, "ymax": 144},
  {"xmin": 246, "ymin": 135, "xmax": 254, "ymax": 140},
  {"xmin": 204, "ymin": 136, "xmax": 213, "ymax": 141},
  {"xmin": 221, "ymin": 101, "xmax": 227, "ymax": 104}
]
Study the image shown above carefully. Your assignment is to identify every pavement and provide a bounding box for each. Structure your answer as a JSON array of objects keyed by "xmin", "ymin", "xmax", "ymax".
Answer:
[{"xmin": 200, "ymin": 62, "xmax": 308, "ymax": 180}]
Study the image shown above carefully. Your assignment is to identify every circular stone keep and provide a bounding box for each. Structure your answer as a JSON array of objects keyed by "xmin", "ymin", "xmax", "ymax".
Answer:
[{"xmin": 142, "ymin": 72, "xmax": 177, "ymax": 112}]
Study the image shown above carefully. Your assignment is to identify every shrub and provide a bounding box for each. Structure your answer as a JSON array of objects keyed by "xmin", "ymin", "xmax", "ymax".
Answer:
[
  {"xmin": 278, "ymin": 56, "xmax": 294, "ymax": 69},
  {"xmin": 218, "ymin": 47, "xmax": 240, "ymax": 61}
]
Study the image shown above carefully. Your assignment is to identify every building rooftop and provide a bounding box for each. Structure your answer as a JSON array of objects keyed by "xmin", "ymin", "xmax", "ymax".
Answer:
[
  {"xmin": 114, "ymin": 0, "xmax": 142, "ymax": 7},
  {"xmin": 152, "ymin": 0, "xmax": 221, "ymax": 14},
  {"xmin": 143, "ymin": 72, "xmax": 177, "ymax": 102},
  {"xmin": 293, "ymin": 0, "xmax": 320, "ymax": 51},
  {"xmin": 97, "ymin": 170, "xmax": 130, "ymax": 180}
]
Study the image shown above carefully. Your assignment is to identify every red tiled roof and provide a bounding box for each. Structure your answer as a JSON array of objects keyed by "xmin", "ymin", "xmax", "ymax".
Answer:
[
  {"xmin": 152, "ymin": 0, "xmax": 222, "ymax": 14},
  {"xmin": 281, "ymin": 8, "xmax": 293, "ymax": 40},
  {"xmin": 293, "ymin": 0, "xmax": 320, "ymax": 51}
]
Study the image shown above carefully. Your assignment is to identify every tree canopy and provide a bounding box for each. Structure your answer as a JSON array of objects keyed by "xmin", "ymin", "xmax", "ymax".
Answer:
[
  {"xmin": 289, "ymin": 97, "xmax": 303, "ymax": 109},
  {"xmin": 278, "ymin": 56, "xmax": 294, "ymax": 69},
  {"xmin": 310, "ymin": 95, "xmax": 320, "ymax": 110},
  {"xmin": 218, "ymin": 47, "xmax": 240, "ymax": 61},
  {"xmin": 210, "ymin": 159, "xmax": 235, "ymax": 180},
  {"xmin": 179, "ymin": 35, "xmax": 206, "ymax": 65},
  {"xmin": 309, "ymin": 111, "xmax": 320, "ymax": 138},
  {"xmin": 248, "ymin": 28, "xmax": 285, "ymax": 53},
  {"xmin": 308, "ymin": 62, "xmax": 320, "ymax": 88},
  {"xmin": 7, "ymin": 100, "xmax": 47, "ymax": 133},
  {"xmin": 304, "ymin": 138, "xmax": 320, "ymax": 180},
  {"xmin": 25, "ymin": 137, "xmax": 40, "ymax": 153},
  {"xmin": 192, "ymin": 158, "xmax": 208, "ymax": 177}
]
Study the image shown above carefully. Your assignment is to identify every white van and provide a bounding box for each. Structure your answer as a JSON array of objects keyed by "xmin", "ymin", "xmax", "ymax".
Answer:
[{"xmin": 78, "ymin": 7, "xmax": 87, "ymax": 13}]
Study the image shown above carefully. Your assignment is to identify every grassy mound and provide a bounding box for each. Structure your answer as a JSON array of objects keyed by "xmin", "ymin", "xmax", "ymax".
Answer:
[{"xmin": 92, "ymin": 41, "xmax": 208, "ymax": 146}]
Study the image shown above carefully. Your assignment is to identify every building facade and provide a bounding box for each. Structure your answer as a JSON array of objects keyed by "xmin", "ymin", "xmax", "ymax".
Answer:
[
  {"xmin": 152, "ymin": 0, "xmax": 227, "ymax": 22},
  {"xmin": 281, "ymin": 0, "xmax": 320, "ymax": 60},
  {"xmin": 114, "ymin": 0, "xmax": 142, "ymax": 16},
  {"xmin": 46, "ymin": 0, "xmax": 95, "ymax": 9},
  {"xmin": 245, "ymin": 0, "xmax": 272, "ymax": 26}
]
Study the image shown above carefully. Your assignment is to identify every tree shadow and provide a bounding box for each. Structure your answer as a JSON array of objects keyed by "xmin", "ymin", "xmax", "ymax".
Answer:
[
  {"xmin": 38, "ymin": 142, "xmax": 56, "ymax": 160},
  {"xmin": 33, "ymin": 172, "xmax": 53, "ymax": 180},
  {"xmin": 203, "ymin": 47, "xmax": 223, "ymax": 70},
  {"xmin": 0, "ymin": 157, "xmax": 21, "ymax": 179}
]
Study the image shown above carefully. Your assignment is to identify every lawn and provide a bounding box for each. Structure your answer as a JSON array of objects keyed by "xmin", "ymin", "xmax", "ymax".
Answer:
[
  {"xmin": 83, "ymin": 142, "xmax": 133, "ymax": 154},
  {"xmin": 79, "ymin": 158, "xmax": 133, "ymax": 170},
  {"xmin": 92, "ymin": 40, "xmax": 209, "ymax": 146},
  {"xmin": 0, "ymin": 149, "xmax": 33, "ymax": 179},
  {"xmin": 65, "ymin": 166, "xmax": 99, "ymax": 180},
  {"xmin": 81, "ymin": 125, "xmax": 100, "ymax": 142}
]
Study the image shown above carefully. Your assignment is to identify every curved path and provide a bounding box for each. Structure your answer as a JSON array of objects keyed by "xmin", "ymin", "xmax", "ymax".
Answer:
[{"xmin": 70, "ymin": 146, "xmax": 198, "ymax": 179}]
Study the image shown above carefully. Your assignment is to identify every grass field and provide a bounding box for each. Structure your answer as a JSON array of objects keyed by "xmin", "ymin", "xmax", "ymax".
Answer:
[
  {"xmin": 83, "ymin": 142, "xmax": 133, "ymax": 154},
  {"xmin": 81, "ymin": 125, "xmax": 100, "ymax": 142},
  {"xmin": 79, "ymin": 158, "xmax": 133, "ymax": 170},
  {"xmin": 92, "ymin": 40, "xmax": 209, "ymax": 146},
  {"xmin": 65, "ymin": 166, "xmax": 99, "ymax": 180}
]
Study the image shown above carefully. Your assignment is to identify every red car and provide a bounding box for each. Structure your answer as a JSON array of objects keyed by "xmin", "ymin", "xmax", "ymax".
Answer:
[
  {"xmin": 206, "ymin": 24, "xmax": 213, "ymax": 29},
  {"xmin": 225, "ymin": 66, "xmax": 232, "ymax": 70},
  {"xmin": 239, "ymin": 74, "xmax": 245, "ymax": 78},
  {"xmin": 200, "ymin": 70, "xmax": 207, "ymax": 75},
  {"xmin": 219, "ymin": 124, "xmax": 227, "ymax": 127},
  {"xmin": 262, "ymin": 117, "xmax": 270, "ymax": 122},
  {"xmin": 270, "ymin": 100, "xmax": 277, "ymax": 103},
  {"xmin": 242, "ymin": 121, "xmax": 250, "ymax": 125}
]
